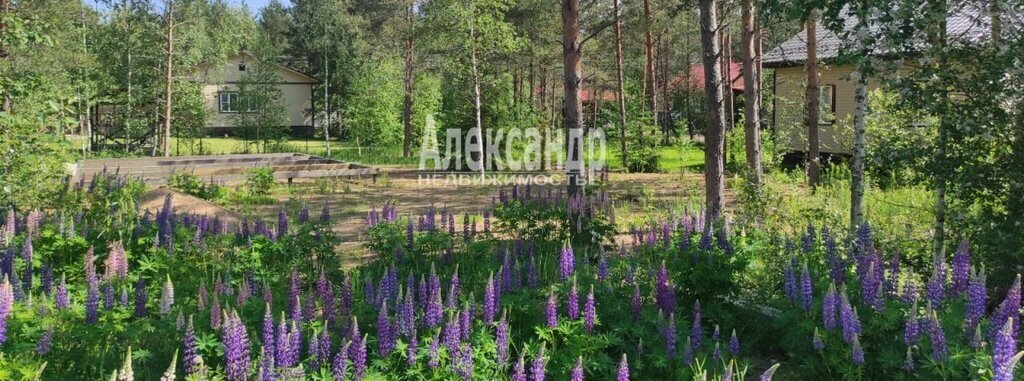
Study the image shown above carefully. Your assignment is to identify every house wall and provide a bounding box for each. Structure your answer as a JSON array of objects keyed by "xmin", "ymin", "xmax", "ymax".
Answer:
[
  {"xmin": 197, "ymin": 54, "xmax": 315, "ymax": 133},
  {"xmin": 772, "ymin": 64, "xmax": 881, "ymax": 154}
]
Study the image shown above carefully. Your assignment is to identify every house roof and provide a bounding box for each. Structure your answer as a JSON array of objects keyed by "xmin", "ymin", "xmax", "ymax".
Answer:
[
  {"xmin": 667, "ymin": 63, "xmax": 744, "ymax": 93},
  {"xmin": 229, "ymin": 52, "xmax": 318, "ymax": 83},
  {"xmin": 763, "ymin": 2, "xmax": 1021, "ymax": 67}
]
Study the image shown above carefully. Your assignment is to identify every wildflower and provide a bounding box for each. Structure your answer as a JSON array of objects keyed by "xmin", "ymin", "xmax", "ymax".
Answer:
[
  {"xmin": 353, "ymin": 334, "xmax": 367, "ymax": 381},
  {"xmin": 583, "ymin": 285, "xmax": 596, "ymax": 333},
  {"xmin": 729, "ymin": 329, "xmax": 740, "ymax": 356},
  {"xmin": 530, "ymin": 344, "xmax": 547, "ymax": 381},
  {"xmin": 407, "ymin": 326, "xmax": 418, "ymax": 366},
  {"xmin": 511, "ymin": 352, "xmax": 526, "ymax": 381},
  {"xmin": 34, "ymin": 327, "xmax": 52, "ymax": 355},
  {"xmin": 800, "ymin": 263, "xmax": 813, "ymax": 312},
  {"xmin": 851, "ymin": 335, "xmax": 864, "ymax": 364},
  {"xmin": 567, "ymin": 277, "xmax": 579, "ymax": 319},
  {"xmin": 822, "ymin": 283, "xmax": 837, "ymax": 330},
  {"xmin": 162, "ymin": 350, "xmax": 178, "ymax": 381},
  {"xmin": 631, "ymin": 283, "xmax": 642, "ymax": 320},
  {"xmin": 928, "ymin": 312, "xmax": 947, "ymax": 361},
  {"xmin": 570, "ymin": 356, "xmax": 584, "ymax": 381},
  {"xmin": 812, "ymin": 327, "xmax": 824, "ymax": 350},
  {"xmin": 994, "ymin": 318, "xmax": 1018, "ymax": 381},
  {"xmin": 160, "ymin": 275, "xmax": 174, "ymax": 316},
  {"xmin": 783, "ymin": 257, "xmax": 797, "ymax": 302},
  {"xmin": 134, "ymin": 276, "xmax": 147, "ymax": 318},
  {"xmin": 545, "ymin": 291, "xmax": 558, "ymax": 328},
  {"xmin": 560, "ymin": 241, "xmax": 575, "ymax": 281},
  {"xmin": 903, "ymin": 346, "xmax": 914, "ymax": 371},
  {"xmin": 616, "ymin": 354, "xmax": 630, "ymax": 381},
  {"xmin": 951, "ymin": 240, "xmax": 970, "ymax": 295},
  {"xmin": 992, "ymin": 274, "xmax": 1021, "ymax": 340},
  {"xmin": 55, "ymin": 273, "xmax": 68, "ymax": 310},
  {"xmin": 333, "ymin": 339, "xmax": 351, "ymax": 379},
  {"xmin": 428, "ymin": 331, "xmax": 440, "ymax": 368},
  {"xmin": 377, "ymin": 301, "xmax": 394, "ymax": 355},
  {"xmin": 496, "ymin": 310, "xmax": 509, "ymax": 367},
  {"xmin": 682, "ymin": 337, "xmax": 694, "ymax": 365},
  {"xmin": 839, "ymin": 290, "xmax": 859, "ymax": 344},
  {"xmin": 104, "ymin": 241, "xmax": 129, "ymax": 280},
  {"xmin": 691, "ymin": 300, "xmax": 703, "ymax": 348},
  {"xmin": 965, "ymin": 266, "xmax": 986, "ymax": 335},
  {"xmin": 484, "ymin": 272, "xmax": 496, "ymax": 324},
  {"xmin": 426, "ymin": 264, "xmax": 442, "ymax": 328}
]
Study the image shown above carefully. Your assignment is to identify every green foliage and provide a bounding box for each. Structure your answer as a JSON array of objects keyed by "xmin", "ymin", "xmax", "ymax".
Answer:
[
  {"xmin": 167, "ymin": 172, "xmax": 224, "ymax": 201},
  {"xmin": 344, "ymin": 59, "xmax": 404, "ymax": 147},
  {"xmin": 244, "ymin": 167, "xmax": 274, "ymax": 197},
  {"xmin": 623, "ymin": 120, "xmax": 661, "ymax": 173}
]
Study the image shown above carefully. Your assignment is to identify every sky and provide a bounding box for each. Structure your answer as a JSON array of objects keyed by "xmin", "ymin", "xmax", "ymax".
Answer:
[{"xmin": 228, "ymin": 0, "xmax": 290, "ymax": 13}]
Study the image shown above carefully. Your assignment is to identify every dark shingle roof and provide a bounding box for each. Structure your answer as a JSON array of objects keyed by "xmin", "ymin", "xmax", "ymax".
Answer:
[{"xmin": 763, "ymin": 2, "xmax": 1020, "ymax": 67}]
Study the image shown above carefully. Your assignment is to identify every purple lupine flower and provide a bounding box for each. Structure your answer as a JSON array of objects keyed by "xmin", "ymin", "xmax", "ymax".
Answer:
[
  {"xmin": 288, "ymin": 268, "xmax": 301, "ymax": 316},
  {"xmin": 377, "ymin": 301, "xmax": 395, "ymax": 356},
  {"xmin": 160, "ymin": 275, "xmax": 174, "ymax": 316},
  {"xmin": 0, "ymin": 276, "xmax": 11, "ymax": 346},
  {"xmin": 616, "ymin": 354, "xmax": 630, "ymax": 381},
  {"xmin": 426, "ymin": 264, "xmax": 442, "ymax": 328},
  {"xmin": 484, "ymin": 273, "xmax": 497, "ymax": 324},
  {"xmin": 570, "ymin": 356, "xmax": 584, "ymax": 381},
  {"xmin": 530, "ymin": 344, "xmax": 547, "ymax": 381},
  {"xmin": 399, "ymin": 288, "xmax": 415, "ymax": 337},
  {"xmin": 261, "ymin": 305, "xmax": 274, "ymax": 357},
  {"xmin": 729, "ymin": 329, "xmax": 740, "ymax": 356},
  {"xmin": 886, "ymin": 253, "xmax": 901, "ymax": 297},
  {"xmin": 40, "ymin": 263, "xmax": 52, "ymax": 296},
  {"xmin": 903, "ymin": 346, "xmax": 915, "ymax": 371},
  {"xmin": 275, "ymin": 315, "xmax": 290, "ymax": 367},
  {"xmin": 428, "ymin": 331, "xmax": 440, "ymax": 368},
  {"xmin": 276, "ymin": 209, "xmax": 288, "ymax": 239},
  {"xmin": 567, "ymin": 277, "xmax": 580, "ymax": 320},
  {"xmin": 760, "ymin": 364, "xmax": 781, "ymax": 381},
  {"xmin": 527, "ymin": 256, "xmax": 538, "ymax": 288},
  {"xmin": 712, "ymin": 324, "xmax": 721, "ymax": 342},
  {"xmin": 800, "ymin": 263, "xmax": 813, "ymax": 312},
  {"xmin": 812, "ymin": 327, "xmax": 824, "ymax": 350},
  {"xmin": 21, "ymin": 238, "xmax": 32, "ymax": 292},
  {"xmin": 851, "ymin": 335, "xmax": 864, "ymax": 364},
  {"xmin": 712, "ymin": 342, "xmax": 722, "ymax": 362},
  {"xmin": 839, "ymin": 291, "xmax": 859, "ymax": 344},
  {"xmin": 559, "ymin": 241, "xmax": 575, "ymax": 281},
  {"xmin": 459, "ymin": 303, "xmax": 470, "ymax": 344},
  {"xmin": 103, "ymin": 282, "xmax": 115, "ymax": 310},
  {"xmin": 903, "ymin": 303, "xmax": 919, "ymax": 345},
  {"xmin": 353, "ymin": 334, "xmax": 368, "ymax": 381},
  {"xmin": 443, "ymin": 310, "xmax": 461, "ymax": 352},
  {"xmin": 691, "ymin": 300, "xmax": 702, "ymax": 348},
  {"xmin": 597, "ymin": 255, "xmax": 609, "ymax": 282},
  {"xmin": 223, "ymin": 311, "xmax": 252, "ymax": 381},
  {"xmin": 511, "ymin": 352, "xmax": 526, "ymax": 381},
  {"xmin": 55, "ymin": 273, "xmax": 68, "ymax": 309},
  {"xmin": 926, "ymin": 265, "xmax": 945, "ymax": 307},
  {"xmin": 928, "ymin": 312, "xmax": 947, "ymax": 361},
  {"xmin": 406, "ymin": 326, "xmax": 418, "ymax": 366},
  {"xmin": 822, "ymin": 284, "xmax": 837, "ymax": 330},
  {"xmin": 134, "ymin": 276, "xmax": 147, "ymax": 318},
  {"xmin": 183, "ymin": 316, "xmax": 199, "ymax": 375},
  {"xmin": 631, "ymin": 283, "xmax": 642, "ymax": 320},
  {"xmin": 783, "ymin": 258, "xmax": 797, "ymax": 302},
  {"xmin": 993, "ymin": 318, "xmax": 1018, "ymax": 381},
  {"xmin": 332, "ymin": 339, "xmax": 351, "ymax": 379},
  {"xmin": 210, "ymin": 293, "xmax": 221, "ymax": 330},
  {"xmin": 682, "ymin": 337, "xmax": 694, "ymax": 365},
  {"xmin": 496, "ymin": 310, "xmax": 509, "ymax": 367},
  {"xmin": 583, "ymin": 285, "xmax": 596, "ymax": 333},
  {"xmin": 951, "ymin": 240, "xmax": 970, "ymax": 295},
  {"xmin": 545, "ymin": 291, "xmax": 558, "ymax": 328},
  {"xmin": 965, "ymin": 266, "xmax": 987, "ymax": 335},
  {"xmin": 992, "ymin": 274, "xmax": 1021, "ymax": 340},
  {"xmin": 655, "ymin": 261, "xmax": 675, "ymax": 313},
  {"xmin": 257, "ymin": 345, "xmax": 274, "ymax": 381},
  {"xmin": 34, "ymin": 326, "xmax": 52, "ymax": 355},
  {"xmin": 664, "ymin": 312, "xmax": 677, "ymax": 357}
]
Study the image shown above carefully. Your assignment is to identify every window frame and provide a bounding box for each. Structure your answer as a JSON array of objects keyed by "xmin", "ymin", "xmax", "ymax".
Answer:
[{"xmin": 218, "ymin": 91, "xmax": 239, "ymax": 113}]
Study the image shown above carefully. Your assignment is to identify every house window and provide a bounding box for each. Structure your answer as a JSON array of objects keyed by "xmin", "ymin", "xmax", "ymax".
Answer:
[
  {"xmin": 819, "ymin": 84, "xmax": 836, "ymax": 124},
  {"xmin": 219, "ymin": 92, "xmax": 239, "ymax": 113}
]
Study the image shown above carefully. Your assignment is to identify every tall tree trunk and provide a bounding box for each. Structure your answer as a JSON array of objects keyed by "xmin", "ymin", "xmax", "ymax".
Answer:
[
  {"xmin": 562, "ymin": 0, "xmax": 584, "ymax": 196},
  {"xmin": 469, "ymin": 0, "xmax": 484, "ymax": 176},
  {"xmin": 643, "ymin": 0, "xmax": 658, "ymax": 132},
  {"xmin": 850, "ymin": 14, "xmax": 869, "ymax": 232},
  {"xmin": 162, "ymin": 0, "xmax": 174, "ymax": 157},
  {"xmin": 722, "ymin": 29, "xmax": 732, "ymax": 169},
  {"xmin": 930, "ymin": 1, "xmax": 948, "ymax": 259},
  {"xmin": 700, "ymin": 0, "xmax": 726, "ymax": 230},
  {"xmin": 0, "ymin": 0, "xmax": 10, "ymax": 113},
  {"xmin": 402, "ymin": 0, "xmax": 415, "ymax": 157},
  {"xmin": 805, "ymin": 13, "xmax": 822, "ymax": 188},
  {"xmin": 741, "ymin": 0, "xmax": 762, "ymax": 186},
  {"xmin": 991, "ymin": 0, "xmax": 1001, "ymax": 43},
  {"xmin": 613, "ymin": 0, "xmax": 628, "ymax": 168}
]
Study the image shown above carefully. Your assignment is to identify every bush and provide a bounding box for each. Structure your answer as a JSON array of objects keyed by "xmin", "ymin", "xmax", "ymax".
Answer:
[
  {"xmin": 245, "ymin": 167, "xmax": 275, "ymax": 197},
  {"xmin": 168, "ymin": 172, "xmax": 224, "ymax": 200}
]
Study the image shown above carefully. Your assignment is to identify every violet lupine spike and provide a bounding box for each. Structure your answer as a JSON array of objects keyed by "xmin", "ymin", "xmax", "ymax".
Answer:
[
  {"xmin": 631, "ymin": 283, "xmax": 642, "ymax": 320},
  {"xmin": 428, "ymin": 331, "xmax": 441, "ymax": 369},
  {"xmin": 812, "ymin": 327, "xmax": 824, "ymax": 350},
  {"xmin": 903, "ymin": 303, "xmax": 919, "ymax": 345},
  {"xmin": 183, "ymin": 315, "xmax": 199, "ymax": 375},
  {"xmin": 20, "ymin": 238, "xmax": 32, "ymax": 292},
  {"xmin": 664, "ymin": 312, "xmax": 677, "ymax": 357},
  {"xmin": 134, "ymin": 276, "xmax": 147, "ymax": 318},
  {"xmin": 839, "ymin": 290, "xmax": 857, "ymax": 344},
  {"xmin": 377, "ymin": 301, "xmax": 394, "ymax": 356},
  {"xmin": 496, "ymin": 310, "xmax": 509, "ymax": 368},
  {"xmin": 34, "ymin": 327, "xmax": 52, "ymax": 355},
  {"xmin": 616, "ymin": 354, "xmax": 630, "ymax": 381},
  {"xmin": 0, "ymin": 276, "xmax": 10, "ymax": 346},
  {"xmin": 545, "ymin": 291, "xmax": 558, "ymax": 328},
  {"xmin": 160, "ymin": 275, "xmax": 174, "ymax": 316},
  {"xmin": 965, "ymin": 265, "xmax": 986, "ymax": 335},
  {"xmin": 261, "ymin": 305, "xmax": 274, "ymax": 357},
  {"xmin": 951, "ymin": 240, "xmax": 970, "ymax": 295},
  {"xmin": 729, "ymin": 329, "xmax": 740, "ymax": 356},
  {"xmin": 567, "ymin": 277, "xmax": 580, "ymax": 320},
  {"xmin": 800, "ymin": 263, "xmax": 813, "ymax": 312},
  {"xmin": 823, "ymin": 283, "xmax": 837, "ymax": 330},
  {"xmin": 783, "ymin": 258, "xmax": 797, "ymax": 303},
  {"xmin": 511, "ymin": 352, "xmax": 527, "ymax": 381},
  {"xmin": 40, "ymin": 263, "xmax": 52, "ymax": 296},
  {"xmin": 597, "ymin": 255, "xmax": 609, "ymax": 282},
  {"xmin": 527, "ymin": 256, "xmax": 538, "ymax": 288},
  {"xmin": 691, "ymin": 300, "xmax": 702, "ymax": 349},
  {"xmin": 276, "ymin": 208, "xmax": 288, "ymax": 240},
  {"xmin": 321, "ymin": 202, "xmax": 331, "ymax": 223},
  {"xmin": 851, "ymin": 335, "xmax": 865, "ymax": 364},
  {"xmin": 55, "ymin": 273, "xmax": 68, "ymax": 310},
  {"xmin": 926, "ymin": 264, "xmax": 945, "ymax": 307},
  {"xmin": 570, "ymin": 356, "xmax": 584, "ymax": 381},
  {"xmin": 583, "ymin": 285, "xmax": 596, "ymax": 333},
  {"xmin": 407, "ymin": 326, "xmax": 419, "ymax": 366},
  {"xmin": 903, "ymin": 346, "xmax": 915, "ymax": 371},
  {"xmin": 928, "ymin": 312, "xmax": 947, "ymax": 361},
  {"xmin": 426, "ymin": 264, "xmax": 442, "ymax": 328},
  {"xmin": 483, "ymin": 272, "xmax": 496, "ymax": 324},
  {"xmin": 559, "ymin": 241, "xmax": 575, "ymax": 281},
  {"xmin": 993, "ymin": 318, "xmax": 1018, "ymax": 381},
  {"xmin": 992, "ymin": 274, "xmax": 1021, "ymax": 340},
  {"xmin": 530, "ymin": 344, "xmax": 548, "ymax": 381}
]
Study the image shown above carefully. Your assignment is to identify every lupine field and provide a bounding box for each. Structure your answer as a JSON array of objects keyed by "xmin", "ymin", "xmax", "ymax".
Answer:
[{"xmin": 0, "ymin": 172, "xmax": 1021, "ymax": 381}]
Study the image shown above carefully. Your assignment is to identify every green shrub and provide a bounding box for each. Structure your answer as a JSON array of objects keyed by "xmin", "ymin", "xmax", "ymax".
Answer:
[
  {"xmin": 245, "ymin": 167, "xmax": 275, "ymax": 197},
  {"xmin": 168, "ymin": 172, "xmax": 224, "ymax": 200}
]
